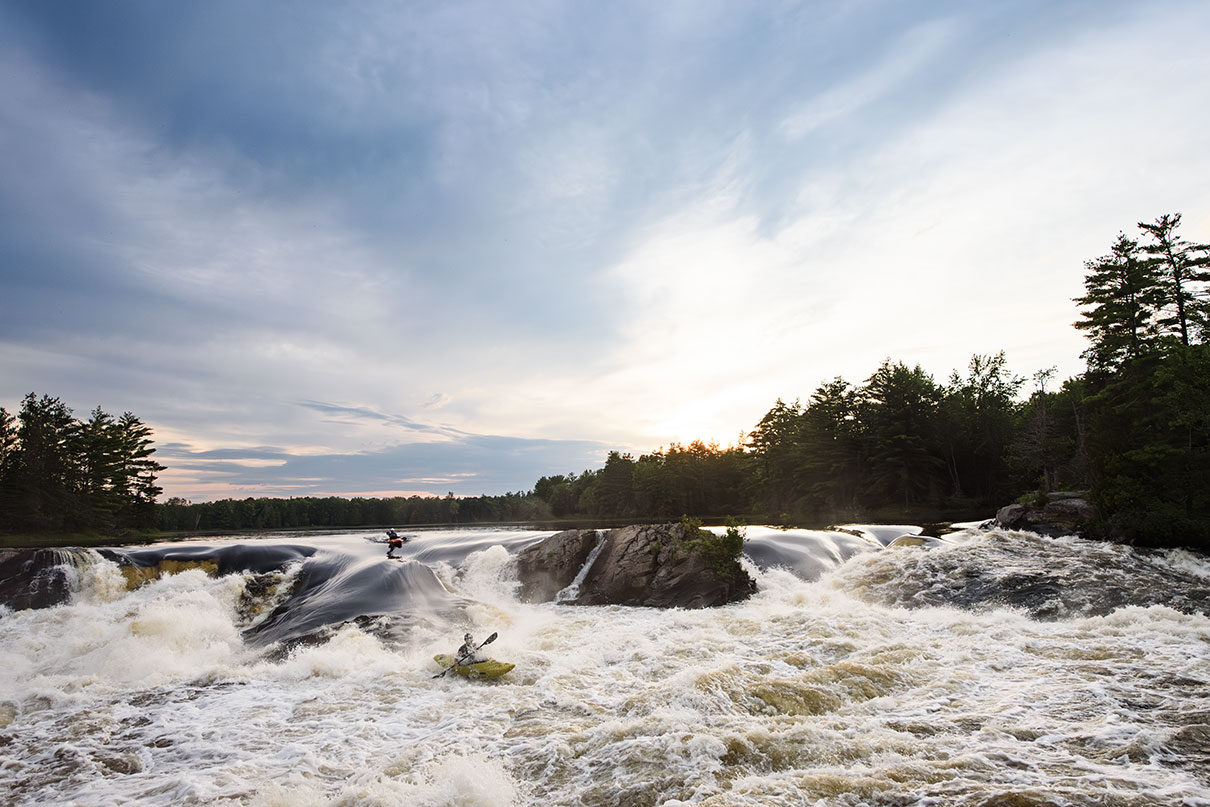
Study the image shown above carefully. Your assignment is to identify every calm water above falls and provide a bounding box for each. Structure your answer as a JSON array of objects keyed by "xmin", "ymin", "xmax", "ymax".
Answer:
[{"xmin": 1, "ymin": 525, "xmax": 1208, "ymax": 806}]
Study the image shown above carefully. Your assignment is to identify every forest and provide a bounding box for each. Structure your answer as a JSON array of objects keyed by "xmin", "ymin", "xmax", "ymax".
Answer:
[
  {"xmin": 1, "ymin": 214, "xmax": 1206, "ymax": 548},
  {"xmin": 0, "ymin": 394, "xmax": 163, "ymax": 533}
]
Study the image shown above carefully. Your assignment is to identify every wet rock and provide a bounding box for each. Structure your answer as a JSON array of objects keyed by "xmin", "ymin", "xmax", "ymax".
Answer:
[
  {"xmin": 995, "ymin": 492, "xmax": 1099, "ymax": 538},
  {"xmin": 97, "ymin": 753, "xmax": 144, "ymax": 775},
  {"xmin": 1164, "ymin": 724, "xmax": 1210, "ymax": 761},
  {"xmin": 0, "ymin": 549, "xmax": 74, "ymax": 611},
  {"xmin": 514, "ymin": 529, "xmax": 599, "ymax": 603},
  {"xmin": 118, "ymin": 558, "xmax": 220, "ymax": 589},
  {"xmin": 887, "ymin": 534, "xmax": 950, "ymax": 549},
  {"xmin": 570, "ymin": 523, "xmax": 755, "ymax": 609}
]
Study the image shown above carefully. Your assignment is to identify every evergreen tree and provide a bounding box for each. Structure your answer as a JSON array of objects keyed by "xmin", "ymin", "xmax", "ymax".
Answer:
[
  {"xmin": 1074, "ymin": 233, "xmax": 1162, "ymax": 370},
  {"xmin": 860, "ymin": 361, "xmax": 945, "ymax": 508},
  {"xmin": 114, "ymin": 412, "xmax": 165, "ymax": 528},
  {"xmin": 745, "ymin": 399, "xmax": 804, "ymax": 516},
  {"xmin": 1137, "ymin": 213, "xmax": 1210, "ymax": 348},
  {"xmin": 8, "ymin": 394, "xmax": 79, "ymax": 531},
  {"xmin": 941, "ymin": 352, "xmax": 1023, "ymax": 502},
  {"xmin": 0, "ymin": 407, "xmax": 18, "ymax": 527},
  {"xmin": 0, "ymin": 394, "xmax": 166, "ymax": 534},
  {"xmin": 597, "ymin": 451, "xmax": 636, "ymax": 517},
  {"xmin": 1074, "ymin": 213, "xmax": 1210, "ymax": 548},
  {"xmin": 632, "ymin": 453, "xmax": 674, "ymax": 516},
  {"xmin": 76, "ymin": 407, "xmax": 123, "ymax": 529},
  {"xmin": 796, "ymin": 378, "xmax": 863, "ymax": 518}
]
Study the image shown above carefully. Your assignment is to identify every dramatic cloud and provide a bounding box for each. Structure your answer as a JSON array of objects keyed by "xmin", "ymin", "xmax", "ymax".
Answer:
[{"xmin": 2, "ymin": 0, "xmax": 1209, "ymax": 500}]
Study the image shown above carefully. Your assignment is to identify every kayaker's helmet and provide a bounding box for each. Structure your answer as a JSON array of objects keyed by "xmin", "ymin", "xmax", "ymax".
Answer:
[{"xmin": 464, "ymin": 633, "xmax": 473, "ymax": 643}]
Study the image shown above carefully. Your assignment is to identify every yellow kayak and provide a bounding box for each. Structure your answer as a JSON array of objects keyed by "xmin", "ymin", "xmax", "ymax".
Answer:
[{"xmin": 433, "ymin": 654, "xmax": 515, "ymax": 679}]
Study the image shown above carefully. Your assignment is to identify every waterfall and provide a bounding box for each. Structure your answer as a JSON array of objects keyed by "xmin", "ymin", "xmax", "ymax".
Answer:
[{"xmin": 555, "ymin": 529, "xmax": 605, "ymax": 603}]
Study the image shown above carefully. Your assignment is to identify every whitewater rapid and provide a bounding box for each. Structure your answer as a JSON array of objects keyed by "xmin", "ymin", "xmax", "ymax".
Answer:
[{"xmin": 1, "ymin": 526, "xmax": 1208, "ymax": 806}]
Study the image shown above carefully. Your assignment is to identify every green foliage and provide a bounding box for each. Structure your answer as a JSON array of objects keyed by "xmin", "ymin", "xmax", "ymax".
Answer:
[
  {"xmin": 1071, "ymin": 213, "xmax": 1210, "ymax": 549},
  {"xmin": 0, "ymin": 394, "xmax": 165, "ymax": 534},
  {"xmin": 676, "ymin": 515, "xmax": 746, "ymax": 578},
  {"xmin": 597, "ymin": 451, "xmax": 636, "ymax": 517},
  {"xmin": 941, "ymin": 352, "xmax": 1025, "ymax": 502},
  {"xmin": 157, "ymin": 490, "xmax": 553, "ymax": 532},
  {"xmin": 1074, "ymin": 233, "xmax": 1162, "ymax": 370},
  {"xmin": 1137, "ymin": 213, "xmax": 1210, "ymax": 348},
  {"xmin": 1082, "ymin": 346, "xmax": 1210, "ymax": 547},
  {"xmin": 859, "ymin": 360, "xmax": 947, "ymax": 509}
]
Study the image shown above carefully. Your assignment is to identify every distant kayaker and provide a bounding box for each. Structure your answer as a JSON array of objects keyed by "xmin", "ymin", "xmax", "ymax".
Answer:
[
  {"xmin": 456, "ymin": 632, "xmax": 488, "ymax": 665},
  {"xmin": 386, "ymin": 529, "xmax": 405, "ymax": 558}
]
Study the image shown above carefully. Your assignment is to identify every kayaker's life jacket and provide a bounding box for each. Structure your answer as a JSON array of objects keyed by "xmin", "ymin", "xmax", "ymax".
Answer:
[{"xmin": 456, "ymin": 641, "xmax": 486, "ymax": 664}]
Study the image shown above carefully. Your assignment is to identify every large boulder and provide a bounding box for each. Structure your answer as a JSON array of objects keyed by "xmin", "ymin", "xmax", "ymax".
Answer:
[
  {"xmin": 570, "ymin": 523, "xmax": 755, "ymax": 609},
  {"xmin": 996, "ymin": 492, "xmax": 1099, "ymax": 538},
  {"xmin": 514, "ymin": 529, "xmax": 600, "ymax": 603}
]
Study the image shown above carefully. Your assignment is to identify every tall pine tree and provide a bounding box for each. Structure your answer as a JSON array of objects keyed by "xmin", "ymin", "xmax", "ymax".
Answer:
[
  {"xmin": 1137, "ymin": 213, "xmax": 1210, "ymax": 348},
  {"xmin": 1074, "ymin": 233, "xmax": 1162, "ymax": 370}
]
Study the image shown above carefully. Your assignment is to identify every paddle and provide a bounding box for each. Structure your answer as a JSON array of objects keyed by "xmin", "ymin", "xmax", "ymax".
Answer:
[{"xmin": 432, "ymin": 632, "xmax": 497, "ymax": 678}]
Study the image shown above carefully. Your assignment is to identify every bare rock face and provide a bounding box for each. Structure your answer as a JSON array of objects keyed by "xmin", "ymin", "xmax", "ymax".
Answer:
[
  {"xmin": 996, "ymin": 492, "xmax": 1099, "ymax": 538},
  {"xmin": 514, "ymin": 529, "xmax": 600, "ymax": 603},
  {"xmin": 570, "ymin": 523, "xmax": 755, "ymax": 609},
  {"xmin": 0, "ymin": 548, "xmax": 75, "ymax": 611}
]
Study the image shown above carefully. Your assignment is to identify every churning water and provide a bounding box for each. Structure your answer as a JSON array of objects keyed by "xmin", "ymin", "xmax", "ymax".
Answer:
[{"xmin": 1, "ymin": 525, "xmax": 1208, "ymax": 806}]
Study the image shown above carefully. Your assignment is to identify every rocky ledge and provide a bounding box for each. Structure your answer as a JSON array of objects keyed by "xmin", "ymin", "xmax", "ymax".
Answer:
[
  {"xmin": 515, "ymin": 522, "xmax": 755, "ymax": 609},
  {"xmin": 0, "ymin": 548, "xmax": 76, "ymax": 611},
  {"xmin": 995, "ymin": 491, "xmax": 1099, "ymax": 538}
]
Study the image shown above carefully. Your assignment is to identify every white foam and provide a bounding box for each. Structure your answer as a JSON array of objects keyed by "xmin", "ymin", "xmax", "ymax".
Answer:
[
  {"xmin": 456, "ymin": 544, "xmax": 522, "ymax": 603},
  {"xmin": 2, "ymin": 530, "xmax": 1208, "ymax": 807},
  {"xmin": 0, "ymin": 566, "xmax": 250, "ymax": 704},
  {"xmin": 1162, "ymin": 547, "xmax": 1210, "ymax": 581},
  {"xmin": 238, "ymin": 752, "xmax": 522, "ymax": 806}
]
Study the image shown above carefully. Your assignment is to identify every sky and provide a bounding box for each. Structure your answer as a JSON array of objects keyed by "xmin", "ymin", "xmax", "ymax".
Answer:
[{"xmin": 2, "ymin": 0, "xmax": 1209, "ymax": 502}]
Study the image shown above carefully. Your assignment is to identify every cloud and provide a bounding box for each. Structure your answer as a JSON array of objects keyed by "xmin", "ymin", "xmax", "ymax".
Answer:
[
  {"xmin": 156, "ymin": 431, "xmax": 607, "ymax": 500},
  {"xmin": 3, "ymin": 0, "xmax": 1209, "ymax": 500},
  {"xmin": 779, "ymin": 17, "xmax": 962, "ymax": 139}
]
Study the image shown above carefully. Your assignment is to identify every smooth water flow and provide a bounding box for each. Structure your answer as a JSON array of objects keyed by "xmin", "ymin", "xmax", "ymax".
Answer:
[{"xmin": 1, "ymin": 525, "xmax": 1207, "ymax": 806}]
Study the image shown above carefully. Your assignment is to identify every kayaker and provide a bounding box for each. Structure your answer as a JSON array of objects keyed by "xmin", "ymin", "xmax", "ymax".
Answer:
[
  {"xmin": 386, "ymin": 529, "xmax": 404, "ymax": 558},
  {"xmin": 456, "ymin": 632, "xmax": 487, "ymax": 665}
]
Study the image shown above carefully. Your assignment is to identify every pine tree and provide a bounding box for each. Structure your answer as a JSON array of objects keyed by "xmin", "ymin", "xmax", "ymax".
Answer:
[
  {"xmin": 1073, "ymin": 233, "xmax": 1162, "ymax": 370},
  {"xmin": 745, "ymin": 399, "xmax": 804, "ymax": 516},
  {"xmin": 75, "ymin": 407, "xmax": 124, "ymax": 529},
  {"xmin": 797, "ymin": 377, "xmax": 863, "ymax": 517},
  {"xmin": 1137, "ymin": 213, "xmax": 1210, "ymax": 348},
  {"xmin": 0, "ymin": 407, "xmax": 18, "ymax": 528},
  {"xmin": 941, "ymin": 352, "xmax": 1023, "ymax": 501},
  {"xmin": 114, "ymin": 412, "xmax": 165, "ymax": 528},
  {"xmin": 9, "ymin": 394, "xmax": 80, "ymax": 531},
  {"xmin": 859, "ymin": 361, "xmax": 945, "ymax": 508}
]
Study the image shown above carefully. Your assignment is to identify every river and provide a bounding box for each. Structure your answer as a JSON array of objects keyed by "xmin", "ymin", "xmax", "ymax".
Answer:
[{"xmin": 1, "ymin": 524, "xmax": 1208, "ymax": 806}]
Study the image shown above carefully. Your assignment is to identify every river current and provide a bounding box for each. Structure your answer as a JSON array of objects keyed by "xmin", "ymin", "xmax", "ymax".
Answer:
[{"xmin": 1, "ymin": 524, "xmax": 1208, "ymax": 806}]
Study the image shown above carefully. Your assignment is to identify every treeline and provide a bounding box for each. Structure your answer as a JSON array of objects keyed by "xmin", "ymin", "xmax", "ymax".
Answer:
[
  {"xmin": 157, "ymin": 491, "xmax": 550, "ymax": 532},
  {"xmin": 0, "ymin": 393, "xmax": 164, "ymax": 533},
  {"xmin": 530, "ymin": 351, "xmax": 1068, "ymax": 524}
]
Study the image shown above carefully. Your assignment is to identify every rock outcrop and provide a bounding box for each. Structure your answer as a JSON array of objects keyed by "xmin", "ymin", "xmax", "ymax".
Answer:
[
  {"xmin": 516, "ymin": 523, "xmax": 755, "ymax": 609},
  {"xmin": 514, "ymin": 529, "xmax": 600, "ymax": 603},
  {"xmin": 0, "ymin": 548, "xmax": 77, "ymax": 611},
  {"xmin": 995, "ymin": 492, "xmax": 1099, "ymax": 538}
]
